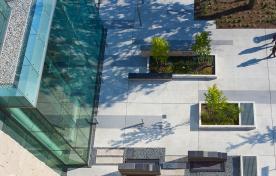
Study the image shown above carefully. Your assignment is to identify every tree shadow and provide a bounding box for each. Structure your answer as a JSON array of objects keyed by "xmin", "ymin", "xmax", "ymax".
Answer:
[
  {"xmin": 99, "ymin": 1, "xmax": 211, "ymax": 108},
  {"xmin": 226, "ymin": 126, "xmax": 275, "ymax": 152},
  {"xmin": 110, "ymin": 121, "xmax": 185, "ymax": 147},
  {"xmin": 253, "ymin": 33, "xmax": 276, "ymax": 44},
  {"xmin": 237, "ymin": 56, "xmax": 273, "ymax": 67},
  {"xmin": 239, "ymin": 43, "xmax": 272, "ymax": 55}
]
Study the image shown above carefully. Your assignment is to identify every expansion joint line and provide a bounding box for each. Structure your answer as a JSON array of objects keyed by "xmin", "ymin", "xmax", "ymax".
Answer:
[{"xmin": 265, "ymin": 28, "xmax": 276, "ymax": 169}]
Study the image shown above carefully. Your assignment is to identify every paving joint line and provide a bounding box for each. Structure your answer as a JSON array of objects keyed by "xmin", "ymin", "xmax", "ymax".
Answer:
[{"xmin": 265, "ymin": 27, "xmax": 276, "ymax": 168}]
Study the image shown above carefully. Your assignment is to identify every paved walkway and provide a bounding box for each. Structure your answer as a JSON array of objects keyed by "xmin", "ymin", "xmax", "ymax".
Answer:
[{"xmin": 68, "ymin": 0, "xmax": 276, "ymax": 175}]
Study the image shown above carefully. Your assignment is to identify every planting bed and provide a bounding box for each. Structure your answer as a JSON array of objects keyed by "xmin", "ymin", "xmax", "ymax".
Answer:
[
  {"xmin": 198, "ymin": 101, "xmax": 256, "ymax": 130},
  {"xmin": 195, "ymin": 0, "xmax": 276, "ymax": 28},
  {"xmin": 149, "ymin": 56, "xmax": 215, "ymax": 75},
  {"xmin": 201, "ymin": 103, "xmax": 239, "ymax": 125}
]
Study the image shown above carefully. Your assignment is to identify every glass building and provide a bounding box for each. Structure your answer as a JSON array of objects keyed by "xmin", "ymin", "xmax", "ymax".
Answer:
[{"xmin": 0, "ymin": 0, "xmax": 104, "ymax": 174}]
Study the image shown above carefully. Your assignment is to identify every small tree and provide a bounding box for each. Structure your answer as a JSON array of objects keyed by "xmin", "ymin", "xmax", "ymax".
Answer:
[
  {"xmin": 203, "ymin": 84, "xmax": 240, "ymax": 124},
  {"xmin": 151, "ymin": 37, "xmax": 169, "ymax": 67},
  {"xmin": 204, "ymin": 84, "xmax": 227, "ymax": 118},
  {"xmin": 192, "ymin": 32, "xmax": 211, "ymax": 62}
]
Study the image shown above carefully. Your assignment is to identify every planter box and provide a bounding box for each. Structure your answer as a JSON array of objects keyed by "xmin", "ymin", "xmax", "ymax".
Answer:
[
  {"xmin": 128, "ymin": 55, "xmax": 217, "ymax": 80},
  {"xmin": 198, "ymin": 101, "xmax": 256, "ymax": 130},
  {"xmin": 128, "ymin": 73, "xmax": 172, "ymax": 80}
]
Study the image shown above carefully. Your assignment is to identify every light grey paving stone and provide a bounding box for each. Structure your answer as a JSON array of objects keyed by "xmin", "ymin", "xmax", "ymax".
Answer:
[
  {"xmin": 96, "ymin": 156, "xmax": 124, "ymax": 164},
  {"xmin": 96, "ymin": 148, "xmax": 124, "ymax": 156},
  {"xmin": 95, "ymin": 115, "xmax": 163, "ymax": 129}
]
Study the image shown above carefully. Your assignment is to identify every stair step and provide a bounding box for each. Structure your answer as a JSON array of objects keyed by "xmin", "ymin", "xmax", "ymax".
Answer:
[
  {"xmin": 96, "ymin": 156, "xmax": 124, "ymax": 164},
  {"xmin": 165, "ymin": 155, "xmax": 187, "ymax": 163},
  {"xmin": 161, "ymin": 169, "xmax": 185, "ymax": 175},
  {"xmin": 96, "ymin": 148, "xmax": 124, "ymax": 156}
]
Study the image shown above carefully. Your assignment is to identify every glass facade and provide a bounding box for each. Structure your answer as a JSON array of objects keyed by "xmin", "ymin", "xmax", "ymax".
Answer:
[
  {"xmin": 36, "ymin": 0, "xmax": 104, "ymax": 165},
  {"xmin": 0, "ymin": 0, "xmax": 104, "ymax": 174},
  {"xmin": 0, "ymin": 0, "xmax": 10, "ymax": 50}
]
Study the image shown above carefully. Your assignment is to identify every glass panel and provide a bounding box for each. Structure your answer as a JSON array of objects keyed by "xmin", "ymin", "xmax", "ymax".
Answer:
[
  {"xmin": 15, "ymin": 0, "xmax": 56, "ymax": 106},
  {"xmin": 240, "ymin": 103, "xmax": 254, "ymax": 125},
  {"xmin": 36, "ymin": 0, "xmax": 104, "ymax": 164},
  {"xmin": 17, "ymin": 56, "xmax": 40, "ymax": 105},
  {"xmin": 6, "ymin": 108, "xmax": 85, "ymax": 165}
]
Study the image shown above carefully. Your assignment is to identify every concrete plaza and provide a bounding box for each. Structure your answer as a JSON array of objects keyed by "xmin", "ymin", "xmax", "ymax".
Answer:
[{"xmin": 68, "ymin": 0, "xmax": 276, "ymax": 175}]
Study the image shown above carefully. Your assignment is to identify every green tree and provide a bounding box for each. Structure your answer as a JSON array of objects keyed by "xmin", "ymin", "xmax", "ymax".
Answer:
[
  {"xmin": 151, "ymin": 37, "xmax": 169, "ymax": 67},
  {"xmin": 202, "ymin": 84, "xmax": 240, "ymax": 125},
  {"xmin": 204, "ymin": 84, "xmax": 227, "ymax": 118},
  {"xmin": 192, "ymin": 32, "xmax": 211, "ymax": 62}
]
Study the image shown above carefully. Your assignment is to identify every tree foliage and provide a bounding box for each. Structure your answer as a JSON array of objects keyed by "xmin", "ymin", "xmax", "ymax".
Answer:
[
  {"xmin": 151, "ymin": 37, "xmax": 169, "ymax": 66},
  {"xmin": 192, "ymin": 32, "xmax": 211, "ymax": 58},
  {"xmin": 204, "ymin": 84, "xmax": 227, "ymax": 117},
  {"xmin": 202, "ymin": 84, "xmax": 240, "ymax": 125}
]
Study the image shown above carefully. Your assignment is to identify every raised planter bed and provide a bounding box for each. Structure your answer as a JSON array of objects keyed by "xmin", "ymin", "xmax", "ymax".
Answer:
[
  {"xmin": 128, "ymin": 55, "xmax": 217, "ymax": 80},
  {"xmin": 198, "ymin": 101, "xmax": 256, "ymax": 130}
]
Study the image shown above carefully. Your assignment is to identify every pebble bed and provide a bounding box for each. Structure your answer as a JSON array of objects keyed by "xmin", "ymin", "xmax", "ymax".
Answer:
[{"xmin": 0, "ymin": 0, "xmax": 33, "ymax": 85}]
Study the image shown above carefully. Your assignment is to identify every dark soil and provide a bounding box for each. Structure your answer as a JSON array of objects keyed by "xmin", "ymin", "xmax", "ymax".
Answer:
[{"xmin": 195, "ymin": 0, "xmax": 276, "ymax": 28}]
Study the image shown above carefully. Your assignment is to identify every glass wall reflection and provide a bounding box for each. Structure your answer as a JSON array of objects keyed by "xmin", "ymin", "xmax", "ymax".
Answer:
[{"xmin": 37, "ymin": 0, "xmax": 103, "ymax": 164}]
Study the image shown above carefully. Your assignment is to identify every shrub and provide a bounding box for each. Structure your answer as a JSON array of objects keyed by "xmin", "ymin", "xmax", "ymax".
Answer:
[
  {"xmin": 204, "ymin": 84, "xmax": 227, "ymax": 118},
  {"xmin": 151, "ymin": 37, "xmax": 169, "ymax": 67},
  {"xmin": 202, "ymin": 84, "xmax": 240, "ymax": 125},
  {"xmin": 192, "ymin": 32, "xmax": 211, "ymax": 58}
]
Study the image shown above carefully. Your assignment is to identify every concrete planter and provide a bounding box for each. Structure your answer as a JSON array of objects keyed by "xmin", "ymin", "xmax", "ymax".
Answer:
[
  {"xmin": 128, "ymin": 55, "xmax": 217, "ymax": 80},
  {"xmin": 198, "ymin": 101, "xmax": 256, "ymax": 130}
]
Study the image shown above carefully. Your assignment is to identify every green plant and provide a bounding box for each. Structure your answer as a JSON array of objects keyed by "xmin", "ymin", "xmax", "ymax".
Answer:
[
  {"xmin": 202, "ymin": 84, "xmax": 240, "ymax": 125},
  {"xmin": 151, "ymin": 37, "xmax": 169, "ymax": 68},
  {"xmin": 192, "ymin": 32, "xmax": 211, "ymax": 63},
  {"xmin": 204, "ymin": 84, "xmax": 227, "ymax": 118}
]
